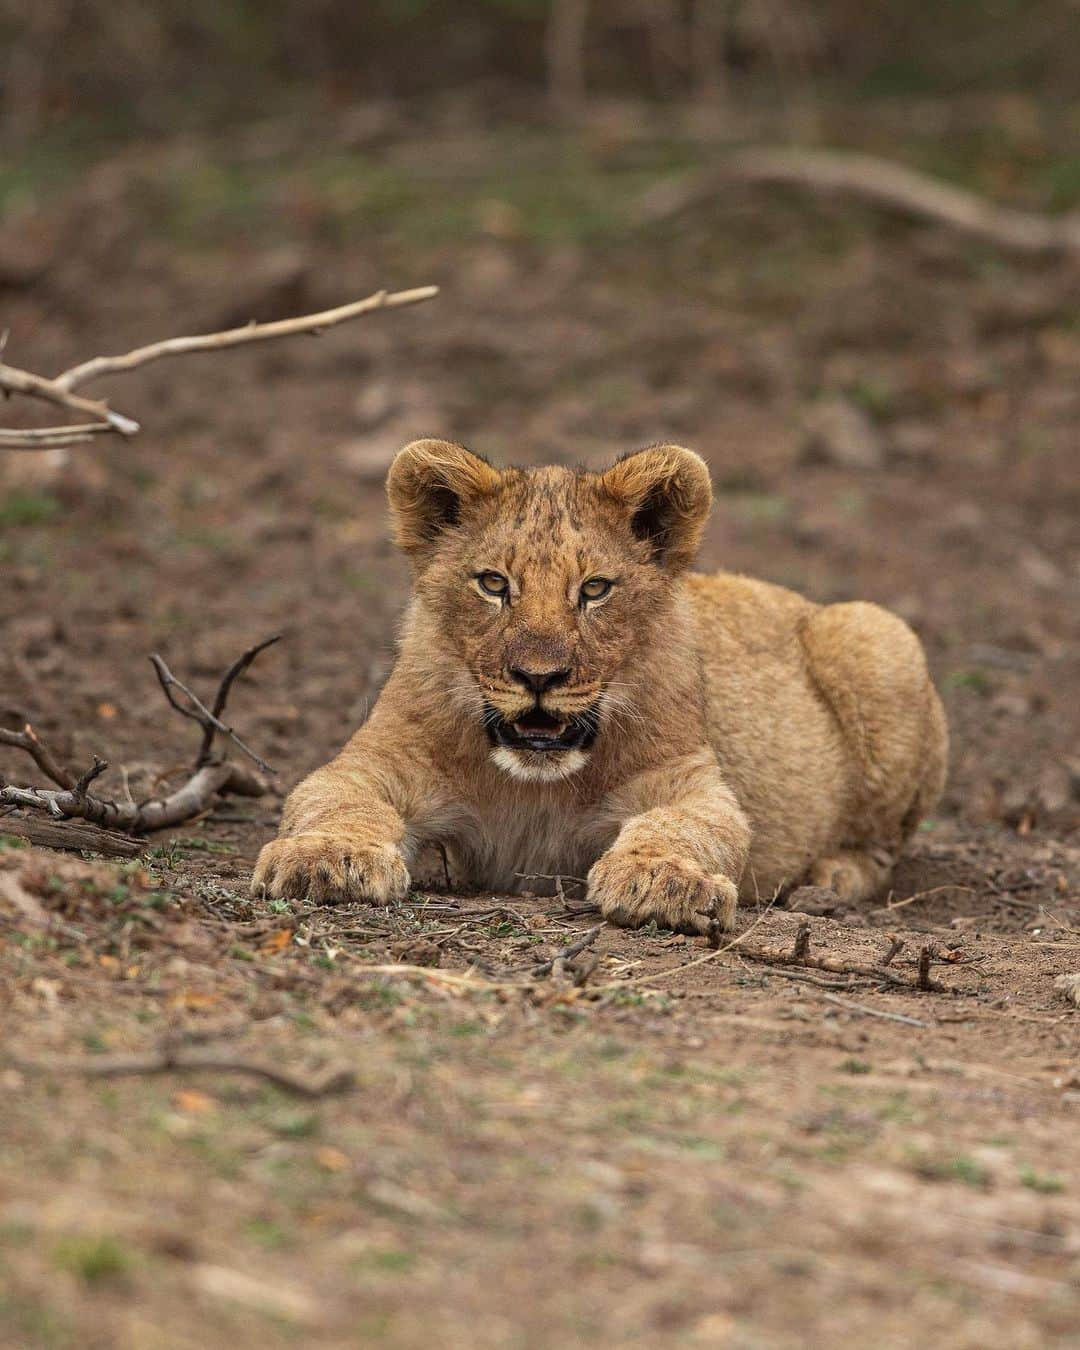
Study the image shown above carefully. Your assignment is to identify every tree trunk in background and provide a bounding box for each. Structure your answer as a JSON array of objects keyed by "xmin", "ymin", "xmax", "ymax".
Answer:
[{"xmin": 546, "ymin": 0, "xmax": 590, "ymax": 122}]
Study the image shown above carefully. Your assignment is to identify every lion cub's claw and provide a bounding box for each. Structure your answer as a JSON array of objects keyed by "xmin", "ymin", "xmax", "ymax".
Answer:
[
  {"xmin": 252, "ymin": 835, "xmax": 410, "ymax": 905},
  {"xmin": 587, "ymin": 852, "xmax": 738, "ymax": 936}
]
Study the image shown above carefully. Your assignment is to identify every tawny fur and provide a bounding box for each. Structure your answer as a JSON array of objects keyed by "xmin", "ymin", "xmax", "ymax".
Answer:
[{"xmin": 253, "ymin": 440, "xmax": 947, "ymax": 933}]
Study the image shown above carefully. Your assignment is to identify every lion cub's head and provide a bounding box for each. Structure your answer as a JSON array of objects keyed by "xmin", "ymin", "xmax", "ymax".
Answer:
[{"xmin": 386, "ymin": 440, "xmax": 712, "ymax": 783}]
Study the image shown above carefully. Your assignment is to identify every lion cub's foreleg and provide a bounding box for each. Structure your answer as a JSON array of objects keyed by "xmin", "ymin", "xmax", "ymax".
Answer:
[
  {"xmin": 252, "ymin": 745, "xmax": 414, "ymax": 905},
  {"xmin": 587, "ymin": 751, "xmax": 750, "ymax": 935}
]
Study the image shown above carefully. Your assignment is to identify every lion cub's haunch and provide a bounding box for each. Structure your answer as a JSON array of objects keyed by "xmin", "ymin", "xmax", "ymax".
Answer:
[{"xmin": 253, "ymin": 441, "xmax": 947, "ymax": 933}]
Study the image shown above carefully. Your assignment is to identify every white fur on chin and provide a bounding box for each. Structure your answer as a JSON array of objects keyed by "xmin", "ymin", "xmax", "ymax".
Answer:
[{"xmin": 491, "ymin": 746, "xmax": 587, "ymax": 783}]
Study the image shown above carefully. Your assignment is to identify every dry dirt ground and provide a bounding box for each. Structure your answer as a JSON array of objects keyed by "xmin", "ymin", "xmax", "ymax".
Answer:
[{"xmin": 1, "ymin": 106, "xmax": 1079, "ymax": 1347}]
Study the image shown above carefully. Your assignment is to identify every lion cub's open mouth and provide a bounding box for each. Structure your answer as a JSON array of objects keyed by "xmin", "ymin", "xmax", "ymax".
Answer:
[{"xmin": 485, "ymin": 702, "xmax": 599, "ymax": 754}]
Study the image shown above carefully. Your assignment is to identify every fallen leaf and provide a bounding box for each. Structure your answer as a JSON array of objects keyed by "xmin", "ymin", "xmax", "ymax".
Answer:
[
  {"xmin": 169, "ymin": 990, "xmax": 221, "ymax": 1012},
  {"xmin": 261, "ymin": 929, "xmax": 294, "ymax": 955},
  {"xmin": 96, "ymin": 702, "xmax": 118, "ymax": 720},
  {"xmin": 174, "ymin": 1089, "xmax": 216, "ymax": 1115},
  {"xmin": 315, "ymin": 1146, "xmax": 349, "ymax": 1172}
]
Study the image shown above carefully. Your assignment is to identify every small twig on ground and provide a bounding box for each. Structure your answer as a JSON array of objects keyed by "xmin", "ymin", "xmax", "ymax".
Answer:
[
  {"xmin": 917, "ymin": 944, "xmax": 933, "ymax": 991},
  {"xmin": 0, "ymin": 725, "xmax": 75, "ymax": 789},
  {"xmin": 532, "ymin": 924, "xmax": 603, "ymax": 979},
  {"xmin": 748, "ymin": 966, "xmax": 856, "ymax": 990},
  {"xmin": 196, "ymin": 634, "xmax": 282, "ymax": 768},
  {"xmin": 734, "ymin": 939, "xmax": 949, "ymax": 993},
  {"xmin": 9, "ymin": 1047, "xmax": 354, "ymax": 1098},
  {"xmin": 876, "ymin": 884, "xmax": 975, "ymax": 914},
  {"xmin": 150, "ymin": 648, "xmax": 277, "ymax": 776},
  {"xmin": 0, "ymin": 286, "xmax": 438, "ymax": 450},
  {"xmin": 820, "ymin": 991, "xmax": 928, "ymax": 1028},
  {"xmin": 595, "ymin": 895, "xmax": 781, "ymax": 993},
  {"xmin": 881, "ymin": 937, "xmax": 905, "ymax": 967}
]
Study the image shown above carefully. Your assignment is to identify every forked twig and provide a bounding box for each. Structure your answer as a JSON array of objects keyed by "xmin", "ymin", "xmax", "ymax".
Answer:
[
  {"xmin": 150, "ymin": 641, "xmax": 279, "ymax": 776},
  {"xmin": 9, "ymin": 1047, "xmax": 354, "ymax": 1098},
  {"xmin": 0, "ymin": 636, "xmax": 280, "ymax": 836},
  {"xmin": 532, "ymin": 924, "xmax": 603, "ymax": 978},
  {"xmin": 0, "ymin": 724, "xmax": 75, "ymax": 789},
  {"xmin": 197, "ymin": 634, "xmax": 282, "ymax": 768},
  {"xmin": 0, "ymin": 285, "xmax": 438, "ymax": 450}
]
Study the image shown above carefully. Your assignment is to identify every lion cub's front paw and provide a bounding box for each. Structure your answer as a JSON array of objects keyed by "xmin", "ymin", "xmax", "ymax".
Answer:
[
  {"xmin": 587, "ymin": 851, "xmax": 738, "ymax": 935},
  {"xmin": 252, "ymin": 835, "xmax": 410, "ymax": 905}
]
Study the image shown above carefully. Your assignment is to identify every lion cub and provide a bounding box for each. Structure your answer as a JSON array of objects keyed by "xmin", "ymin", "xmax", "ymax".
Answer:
[{"xmin": 253, "ymin": 441, "xmax": 947, "ymax": 933}]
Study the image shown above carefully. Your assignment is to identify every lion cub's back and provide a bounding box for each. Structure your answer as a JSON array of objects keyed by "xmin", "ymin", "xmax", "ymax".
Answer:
[{"xmin": 685, "ymin": 571, "xmax": 851, "ymax": 891}]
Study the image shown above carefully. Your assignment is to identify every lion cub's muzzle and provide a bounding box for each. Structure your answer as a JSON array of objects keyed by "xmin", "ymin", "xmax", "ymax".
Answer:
[{"xmin": 483, "ymin": 699, "xmax": 600, "ymax": 754}]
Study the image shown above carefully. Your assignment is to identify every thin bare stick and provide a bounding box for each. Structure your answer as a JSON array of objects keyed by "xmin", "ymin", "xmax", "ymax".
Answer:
[
  {"xmin": 636, "ymin": 147, "xmax": 1080, "ymax": 256},
  {"xmin": 55, "ymin": 287, "xmax": 438, "ymax": 391},
  {"xmin": 0, "ymin": 360, "xmax": 139, "ymax": 432},
  {"xmin": 532, "ymin": 924, "xmax": 603, "ymax": 978},
  {"xmin": 196, "ymin": 634, "xmax": 282, "ymax": 769},
  {"xmin": 149, "ymin": 654, "xmax": 275, "ymax": 776},
  {"xmin": 0, "ymin": 724, "xmax": 75, "ymax": 788},
  {"xmin": 820, "ymin": 991, "xmax": 928, "ymax": 1028},
  {"xmin": 595, "ymin": 895, "xmax": 781, "ymax": 993},
  {"xmin": 881, "ymin": 937, "xmax": 905, "ymax": 967},
  {"xmin": 9, "ymin": 1047, "xmax": 354, "ymax": 1098},
  {"xmin": 0, "ymin": 285, "xmax": 437, "ymax": 450},
  {"xmin": 734, "ymin": 940, "xmax": 949, "ymax": 993},
  {"xmin": 876, "ymin": 884, "xmax": 974, "ymax": 913},
  {"xmin": 0, "ymin": 423, "xmax": 114, "ymax": 449}
]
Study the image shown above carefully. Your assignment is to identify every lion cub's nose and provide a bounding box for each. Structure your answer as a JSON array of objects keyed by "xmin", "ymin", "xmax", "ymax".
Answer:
[{"xmin": 509, "ymin": 666, "xmax": 572, "ymax": 695}]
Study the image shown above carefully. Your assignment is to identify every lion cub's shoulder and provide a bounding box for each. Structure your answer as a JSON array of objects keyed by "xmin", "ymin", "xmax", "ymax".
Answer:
[{"xmin": 684, "ymin": 569, "xmax": 817, "ymax": 655}]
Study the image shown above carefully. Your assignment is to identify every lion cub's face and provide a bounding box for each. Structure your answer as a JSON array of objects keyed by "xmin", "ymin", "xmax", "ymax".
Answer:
[{"xmin": 387, "ymin": 441, "xmax": 713, "ymax": 783}]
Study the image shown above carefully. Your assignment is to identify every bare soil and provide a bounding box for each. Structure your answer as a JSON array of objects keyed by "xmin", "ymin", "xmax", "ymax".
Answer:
[{"xmin": 1, "ymin": 111, "xmax": 1078, "ymax": 1347}]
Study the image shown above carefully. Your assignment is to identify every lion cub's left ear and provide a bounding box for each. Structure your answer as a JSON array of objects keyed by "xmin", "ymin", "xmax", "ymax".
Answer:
[
  {"xmin": 599, "ymin": 444, "xmax": 712, "ymax": 573},
  {"xmin": 387, "ymin": 439, "xmax": 501, "ymax": 560}
]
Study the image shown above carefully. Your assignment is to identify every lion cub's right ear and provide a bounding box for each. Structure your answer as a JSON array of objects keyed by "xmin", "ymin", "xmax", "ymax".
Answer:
[{"xmin": 386, "ymin": 439, "xmax": 501, "ymax": 559}]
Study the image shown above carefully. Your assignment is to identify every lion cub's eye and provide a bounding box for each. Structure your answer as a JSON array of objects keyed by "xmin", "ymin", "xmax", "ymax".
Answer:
[
  {"xmin": 476, "ymin": 571, "xmax": 510, "ymax": 598},
  {"xmin": 580, "ymin": 577, "xmax": 613, "ymax": 603}
]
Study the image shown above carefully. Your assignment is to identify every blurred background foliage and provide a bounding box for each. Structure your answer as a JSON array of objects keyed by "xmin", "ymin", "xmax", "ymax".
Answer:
[{"xmin": 4, "ymin": 1, "xmax": 1080, "ymax": 148}]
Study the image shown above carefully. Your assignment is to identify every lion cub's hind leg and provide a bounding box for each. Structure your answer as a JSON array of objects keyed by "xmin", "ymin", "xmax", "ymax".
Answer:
[
  {"xmin": 800, "ymin": 600, "xmax": 948, "ymax": 905},
  {"xmin": 808, "ymin": 847, "xmax": 894, "ymax": 904}
]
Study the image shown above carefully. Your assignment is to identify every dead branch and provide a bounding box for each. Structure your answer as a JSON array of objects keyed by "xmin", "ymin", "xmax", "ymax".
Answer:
[
  {"xmin": 0, "ymin": 284, "xmax": 438, "ymax": 450},
  {"xmin": 0, "ymin": 724, "xmax": 75, "ymax": 788},
  {"xmin": 0, "ymin": 812, "xmax": 141, "ymax": 857},
  {"xmin": 150, "ymin": 641, "xmax": 279, "ymax": 776},
  {"xmin": 733, "ymin": 938, "xmax": 949, "ymax": 993},
  {"xmin": 881, "ymin": 937, "xmax": 905, "ymax": 967},
  {"xmin": 532, "ymin": 923, "xmax": 603, "ymax": 978},
  {"xmin": 195, "ymin": 634, "xmax": 282, "ymax": 768},
  {"xmin": 0, "ymin": 637, "xmax": 278, "ymax": 836},
  {"xmin": 8, "ymin": 1047, "xmax": 354, "ymax": 1098},
  {"xmin": 635, "ymin": 147, "xmax": 1080, "ymax": 256}
]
